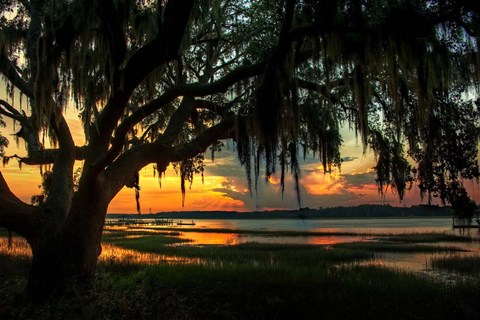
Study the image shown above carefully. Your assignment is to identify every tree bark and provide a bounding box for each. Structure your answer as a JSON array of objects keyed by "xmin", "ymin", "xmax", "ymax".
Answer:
[
  {"xmin": 26, "ymin": 185, "xmax": 108, "ymax": 298},
  {"xmin": 0, "ymin": 171, "xmax": 39, "ymax": 242},
  {"xmin": 23, "ymin": 171, "xmax": 108, "ymax": 297},
  {"xmin": 26, "ymin": 225, "xmax": 104, "ymax": 298}
]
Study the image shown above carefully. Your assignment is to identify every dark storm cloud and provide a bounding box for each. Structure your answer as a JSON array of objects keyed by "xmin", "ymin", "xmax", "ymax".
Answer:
[
  {"xmin": 342, "ymin": 171, "xmax": 376, "ymax": 188},
  {"xmin": 213, "ymin": 176, "xmax": 378, "ymax": 210},
  {"xmin": 304, "ymin": 191, "xmax": 366, "ymax": 208},
  {"xmin": 203, "ymin": 149, "xmax": 246, "ymax": 178},
  {"xmin": 212, "ymin": 176, "xmax": 308, "ymax": 210}
]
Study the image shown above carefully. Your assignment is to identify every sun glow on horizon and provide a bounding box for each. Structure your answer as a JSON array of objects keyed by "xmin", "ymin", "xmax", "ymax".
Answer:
[
  {"xmin": 107, "ymin": 165, "xmax": 249, "ymax": 213},
  {"xmin": 2, "ymin": 87, "xmax": 480, "ymax": 213}
]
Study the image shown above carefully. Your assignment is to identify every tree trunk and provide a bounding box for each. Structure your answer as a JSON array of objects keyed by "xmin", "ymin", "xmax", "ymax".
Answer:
[
  {"xmin": 2, "ymin": 170, "xmax": 114, "ymax": 299},
  {"xmin": 26, "ymin": 235, "xmax": 97, "ymax": 298},
  {"xmin": 26, "ymin": 192, "xmax": 108, "ymax": 298}
]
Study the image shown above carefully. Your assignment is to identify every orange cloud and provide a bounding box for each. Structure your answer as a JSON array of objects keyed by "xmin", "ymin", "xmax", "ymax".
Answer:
[
  {"xmin": 107, "ymin": 166, "xmax": 247, "ymax": 213},
  {"xmin": 1, "ymin": 162, "xmax": 42, "ymax": 204},
  {"xmin": 301, "ymin": 171, "xmax": 345, "ymax": 196}
]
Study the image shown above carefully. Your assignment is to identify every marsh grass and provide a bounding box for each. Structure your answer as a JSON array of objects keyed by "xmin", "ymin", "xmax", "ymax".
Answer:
[
  {"xmin": 99, "ymin": 243, "xmax": 202, "ymax": 268},
  {"xmin": 0, "ymin": 237, "xmax": 31, "ymax": 283},
  {"xmin": 430, "ymin": 255, "xmax": 480, "ymax": 275},
  {"xmin": 136, "ymin": 226, "xmax": 367, "ymax": 236},
  {"xmin": 378, "ymin": 232, "xmax": 476, "ymax": 243},
  {"xmin": 134, "ymin": 226, "xmax": 477, "ymax": 239},
  {"xmin": 1, "ymin": 228, "xmax": 480, "ymax": 319},
  {"xmin": 35, "ymin": 263, "xmax": 480, "ymax": 319},
  {"xmin": 104, "ymin": 231, "xmax": 191, "ymax": 246},
  {"xmin": 103, "ymin": 227, "xmax": 184, "ymax": 240},
  {"xmin": 0, "ymin": 236, "xmax": 31, "ymax": 258},
  {"xmin": 333, "ymin": 241, "xmax": 467, "ymax": 253},
  {"xmin": 112, "ymin": 226, "xmax": 477, "ymax": 244},
  {"xmin": 106, "ymin": 234, "xmax": 377, "ymax": 268}
]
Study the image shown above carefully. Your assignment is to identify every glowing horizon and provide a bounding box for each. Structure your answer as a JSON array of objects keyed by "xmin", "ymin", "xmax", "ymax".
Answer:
[
  {"xmin": 4, "ymin": 141, "xmax": 478, "ymax": 214},
  {"xmin": 2, "ymin": 90, "xmax": 480, "ymax": 213}
]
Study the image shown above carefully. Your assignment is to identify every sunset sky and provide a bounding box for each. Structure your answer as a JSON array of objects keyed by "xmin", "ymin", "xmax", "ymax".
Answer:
[{"xmin": 2, "ymin": 89, "xmax": 480, "ymax": 213}]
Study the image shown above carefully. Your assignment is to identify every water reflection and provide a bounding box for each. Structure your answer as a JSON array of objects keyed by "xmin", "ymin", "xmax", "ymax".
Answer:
[
  {"xmin": 104, "ymin": 226, "xmax": 181, "ymax": 236},
  {"xmin": 176, "ymin": 232, "xmax": 369, "ymax": 246},
  {"xmin": 176, "ymin": 232, "xmax": 240, "ymax": 245},
  {"xmin": 174, "ymin": 230, "xmax": 479, "ymax": 277},
  {"xmin": 2, "ymin": 218, "xmax": 478, "ymax": 278},
  {"xmin": 349, "ymin": 242, "xmax": 480, "ymax": 273},
  {"xmin": 189, "ymin": 217, "xmax": 459, "ymax": 234}
]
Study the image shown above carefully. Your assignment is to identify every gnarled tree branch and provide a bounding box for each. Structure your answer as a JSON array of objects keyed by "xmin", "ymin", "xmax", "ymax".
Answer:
[
  {"xmin": 4, "ymin": 146, "xmax": 86, "ymax": 165},
  {"xmin": 0, "ymin": 171, "xmax": 40, "ymax": 242},
  {"xmin": 0, "ymin": 99, "xmax": 26, "ymax": 123},
  {"xmin": 97, "ymin": 60, "xmax": 267, "ymax": 170},
  {"xmin": 157, "ymin": 96, "xmax": 196, "ymax": 145},
  {"xmin": 103, "ymin": 116, "xmax": 235, "ymax": 201},
  {"xmin": 170, "ymin": 116, "xmax": 235, "ymax": 161},
  {"xmin": 0, "ymin": 52, "xmax": 34, "ymax": 99},
  {"xmin": 88, "ymin": 0, "xmax": 194, "ymax": 169}
]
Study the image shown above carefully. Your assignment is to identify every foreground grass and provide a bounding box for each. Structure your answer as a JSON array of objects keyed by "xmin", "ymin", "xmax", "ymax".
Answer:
[
  {"xmin": 1, "ymin": 260, "xmax": 479, "ymax": 320},
  {"xmin": 431, "ymin": 255, "xmax": 480, "ymax": 275},
  {"xmin": 1, "ymin": 228, "xmax": 479, "ymax": 319},
  {"xmin": 378, "ymin": 232, "xmax": 476, "ymax": 243}
]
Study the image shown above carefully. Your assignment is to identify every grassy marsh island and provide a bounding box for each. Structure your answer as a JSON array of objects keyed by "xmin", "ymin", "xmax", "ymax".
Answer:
[{"xmin": 1, "ymin": 226, "xmax": 479, "ymax": 319}]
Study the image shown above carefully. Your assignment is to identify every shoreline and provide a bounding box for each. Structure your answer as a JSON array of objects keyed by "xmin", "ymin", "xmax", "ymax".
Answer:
[{"xmin": 107, "ymin": 204, "xmax": 453, "ymax": 219}]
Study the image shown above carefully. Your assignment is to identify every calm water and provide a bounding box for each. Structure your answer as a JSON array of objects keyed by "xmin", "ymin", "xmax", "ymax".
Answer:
[
  {"xmin": 171, "ymin": 217, "xmax": 480, "ymax": 247},
  {"xmin": 172, "ymin": 217, "xmax": 480, "ymax": 272},
  {"xmin": 187, "ymin": 217, "xmax": 456, "ymax": 234},
  {"xmin": 108, "ymin": 217, "xmax": 479, "ymax": 271}
]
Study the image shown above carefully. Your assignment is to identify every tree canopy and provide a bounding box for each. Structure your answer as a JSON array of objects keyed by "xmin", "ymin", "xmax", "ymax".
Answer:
[
  {"xmin": 1, "ymin": 0, "xmax": 479, "ymax": 209},
  {"xmin": 0, "ymin": 1, "xmax": 478, "ymax": 205},
  {"xmin": 1, "ymin": 0, "xmax": 480, "ymax": 295}
]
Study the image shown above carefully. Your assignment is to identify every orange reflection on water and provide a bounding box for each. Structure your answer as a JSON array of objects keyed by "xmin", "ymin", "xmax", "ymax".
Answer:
[
  {"xmin": 178, "ymin": 232, "xmax": 240, "ymax": 245},
  {"xmin": 306, "ymin": 236, "xmax": 363, "ymax": 245},
  {"xmin": 104, "ymin": 226, "xmax": 182, "ymax": 237},
  {"xmin": 177, "ymin": 232, "xmax": 366, "ymax": 246}
]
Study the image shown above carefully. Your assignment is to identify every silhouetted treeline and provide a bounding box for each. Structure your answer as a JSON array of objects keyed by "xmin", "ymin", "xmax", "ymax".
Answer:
[{"xmin": 108, "ymin": 205, "xmax": 453, "ymax": 220}]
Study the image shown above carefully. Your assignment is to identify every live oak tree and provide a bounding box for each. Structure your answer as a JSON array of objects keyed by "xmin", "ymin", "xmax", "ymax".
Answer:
[{"xmin": 1, "ymin": 0, "xmax": 480, "ymax": 296}]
